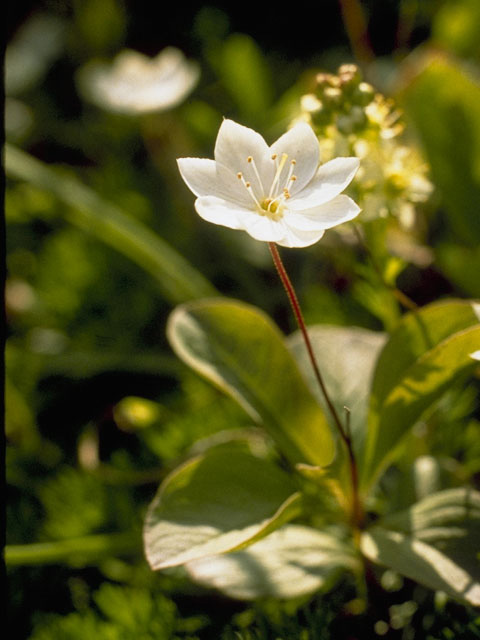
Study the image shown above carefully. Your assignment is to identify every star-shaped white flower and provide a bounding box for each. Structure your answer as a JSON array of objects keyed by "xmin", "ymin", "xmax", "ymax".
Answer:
[
  {"xmin": 77, "ymin": 48, "xmax": 199, "ymax": 115},
  {"xmin": 178, "ymin": 119, "xmax": 361, "ymax": 248}
]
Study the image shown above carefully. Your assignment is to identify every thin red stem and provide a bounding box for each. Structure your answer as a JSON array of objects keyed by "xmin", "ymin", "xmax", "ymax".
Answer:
[
  {"xmin": 268, "ymin": 243, "xmax": 362, "ymax": 526},
  {"xmin": 269, "ymin": 243, "xmax": 345, "ymax": 439}
]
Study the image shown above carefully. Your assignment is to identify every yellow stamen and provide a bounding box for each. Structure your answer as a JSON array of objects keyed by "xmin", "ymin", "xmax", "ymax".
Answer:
[
  {"xmin": 246, "ymin": 155, "xmax": 265, "ymax": 193},
  {"xmin": 269, "ymin": 153, "xmax": 289, "ymax": 198}
]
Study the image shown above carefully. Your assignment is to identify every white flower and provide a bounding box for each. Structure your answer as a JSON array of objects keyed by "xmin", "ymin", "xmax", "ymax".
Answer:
[
  {"xmin": 177, "ymin": 120, "xmax": 360, "ymax": 248},
  {"xmin": 77, "ymin": 47, "xmax": 199, "ymax": 115}
]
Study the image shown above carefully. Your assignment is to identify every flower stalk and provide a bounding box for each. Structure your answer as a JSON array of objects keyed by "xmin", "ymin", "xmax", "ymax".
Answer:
[{"xmin": 268, "ymin": 242, "xmax": 362, "ymax": 528}]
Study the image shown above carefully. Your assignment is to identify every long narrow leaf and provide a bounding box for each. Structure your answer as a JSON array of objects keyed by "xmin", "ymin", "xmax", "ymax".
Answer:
[{"xmin": 5, "ymin": 143, "xmax": 217, "ymax": 305}]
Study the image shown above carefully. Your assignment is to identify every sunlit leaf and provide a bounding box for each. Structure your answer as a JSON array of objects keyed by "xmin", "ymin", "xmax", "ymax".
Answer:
[
  {"xmin": 186, "ymin": 524, "xmax": 359, "ymax": 600},
  {"xmin": 167, "ymin": 299, "xmax": 335, "ymax": 466},
  {"xmin": 362, "ymin": 300, "xmax": 480, "ymax": 487},
  {"xmin": 144, "ymin": 445, "xmax": 302, "ymax": 570},
  {"xmin": 288, "ymin": 325, "xmax": 386, "ymax": 452},
  {"xmin": 361, "ymin": 488, "xmax": 480, "ymax": 606}
]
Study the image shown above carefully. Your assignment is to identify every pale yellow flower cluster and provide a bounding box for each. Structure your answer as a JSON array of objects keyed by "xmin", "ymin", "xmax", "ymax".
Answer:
[{"xmin": 296, "ymin": 65, "xmax": 432, "ymax": 228}]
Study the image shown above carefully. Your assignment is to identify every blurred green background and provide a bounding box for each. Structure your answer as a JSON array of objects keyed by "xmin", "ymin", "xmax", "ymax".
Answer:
[{"xmin": 5, "ymin": 0, "xmax": 480, "ymax": 638}]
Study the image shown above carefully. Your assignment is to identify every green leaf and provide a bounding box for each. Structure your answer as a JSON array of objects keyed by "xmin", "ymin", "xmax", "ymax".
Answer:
[
  {"xmin": 432, "ymin": 0, "xmax": 480, "ymax": 61},
  {"xmin": 218, "ymin": 34, "xmax": 274, "ymax": 122},
  {"xmin": 361, "ymin": 488, "xmax": 480, "ymax": 606},
  {"xmin": 288, "ymin": 325, "xmax": 386, "ymax": 452},
  {"xmin": 186, "ymin": 524, "xmax": 359, "ymax": 600},
  {"xmin": 400, "ymin": 54, "xmax": 480, "ymax": 245},
  {"xmin": 436, "ymin": 243, "xmax": 480, "ymax": 298},
  {"xmin": 167, "ymin": 299, "xmax": 336, "ymax": 467},
  {"xmin": 362, "ymin": 300, "xmax": 480, "ymax": 487},
  {"xmin": 5, "ymin": 144, "xmax": 217, "ymax": 305},
  {"xmin": 144, "ymin": 445, "xmax": 302, "ymax": 570}
]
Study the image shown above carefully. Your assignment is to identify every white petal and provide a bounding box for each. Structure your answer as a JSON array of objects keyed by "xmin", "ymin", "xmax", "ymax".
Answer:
[
  {"xmin": 216, "ymin": 161, "xmax": 256, "ymax": 207},
  {"xmin": 214, "ymin": 120, "xmax": 273, "ymax": 191},
  {"xmin": 269, "ymin": 123, "xmax": 320, "ymax": 194},
  {"xmin": 244, "ymin": 215, "xmax": 287, "ymax": 243},
  {"xmin": 277, "ymin": 226, "xmax": 325, "ymax": 248},
  {"xmin": 287, "ymin": 195, "xmax": 361, "ymax": 231},
  {"xmin": 178, "ymin": 158, "xmax": 251, "ymax": 206},
  {"xmin": 194, "ymin": 195, "xmax": 251, "ymax": 230},
  {"xmin": 290, "ymin": 157, "xmax": 360, "ymax": 210},
  {"xmin": 177, "ymin": 158, "xmax": 219, "ymax": 198}
]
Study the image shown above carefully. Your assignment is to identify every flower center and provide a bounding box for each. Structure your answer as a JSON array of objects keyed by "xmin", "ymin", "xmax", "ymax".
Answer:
[{"xmin": 236, "ymin": 153, "xmax": 298, "ymax": 221}]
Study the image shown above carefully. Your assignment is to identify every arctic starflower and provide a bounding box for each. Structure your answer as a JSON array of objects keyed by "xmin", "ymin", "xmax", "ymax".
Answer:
[
  {"xmin": 77, "ymin": 47, "xmax": 199, "ymax": 115},
  {"xmin": 177, "ymin": 120, "xmax": 360, "ymax": 248}
]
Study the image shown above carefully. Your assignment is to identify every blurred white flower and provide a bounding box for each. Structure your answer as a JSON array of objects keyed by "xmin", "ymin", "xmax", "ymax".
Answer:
[
  {"xmin": 77, "ymin": 47, "xmax": 199, "ymax": 114},
  {"xmin": 178, "ymin": 119, "xmax": 360, "ymax": 248}
]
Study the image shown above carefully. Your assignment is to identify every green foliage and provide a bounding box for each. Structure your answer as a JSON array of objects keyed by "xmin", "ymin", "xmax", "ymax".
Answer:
[
  {"xmin": 287, "ymin": 325, "xmax": 386, "ymax": 448},
  {"xmin": 361, "ymin": 488, "xmax": 480, "ymax": 606},
  {"xmin": 30, "ymin": 583, "xmax": 199, "ymax": 640},
  {"xmin": 39, "ymin": 467, "xmax": 108, "ymax": 539},
  {"xmin": 148, "ymin": 296, "xmax": 480, "ymax": 609},
  {"xmin": 186, "ymin": 524, "xmax": 359, "ymax": 600},
  {"xmin": 400, "ymin": 55, "xmax": 480, "ymax": 245},
  {"xmin": 144, "ymin": 443, "xmax": 301, "ymax": 570},
  {"xmin": 6, "ymin": 0, "xmax": 480, "ymax": 637},
  {"xmin": 432, "ymin": 0, "xmax": 480, "ymax": 60},
  {"xmin": 217, "ymin": 34, "xmax": 274, "ymax": 124},
  {"xmin": 167, "ymin": 299, "xmax": 336, "ymax": 467},
  {"xmin": 362, "ymin": 300, "xmax": 480, "ymax": 487},
  {"xmin": 5, "ymin": 144, "xmax": 217, "ymax": 305}
]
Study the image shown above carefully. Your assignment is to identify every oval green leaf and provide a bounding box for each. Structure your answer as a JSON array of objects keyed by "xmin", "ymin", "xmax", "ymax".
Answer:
[
  {"xmin": 144, "ymin": 445, "xmax": 302, "ymax": 570},
  {"xmin": 361, "ymin": 488, "xmax": 480, "ymax": 606},
  {"xmin": 288, "ymin": 325, "xmax": 386, "ymax": 453},
  {"xmin": 167, "ymin": 299, "xmax": 336, "ymax": 467},
  {"xmin": 186, "ymin": 524, "xmax": 359, "ymax": 600},
  {"xmin": 362, "ymin": 300, "xmax": 480, "ymax": 487}
]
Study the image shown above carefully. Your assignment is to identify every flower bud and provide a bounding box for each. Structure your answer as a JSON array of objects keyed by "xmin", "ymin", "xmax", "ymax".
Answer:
[
  {"xmin": 323, "ymin": 86, "xmax": 343, "ymax": 108},
  {"xmin": 338, "ymin": 64, "xmax": 362, "ymax": 91},
  {"xmin": 353, "ymin": 82, "xmax": 375, "ymax": 106}
]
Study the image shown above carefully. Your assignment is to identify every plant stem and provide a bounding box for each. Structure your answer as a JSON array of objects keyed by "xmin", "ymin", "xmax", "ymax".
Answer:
[
  {"xmin": 268, "ymin": 242, "xmax": 362, "ymax": 527},
  {"xmin": 5, "ymin": 533, "xmax": 140, "ymax": 566},
  {"xmin": 353, "ymin": 223, "xmax": 418, "ymax": 312}
]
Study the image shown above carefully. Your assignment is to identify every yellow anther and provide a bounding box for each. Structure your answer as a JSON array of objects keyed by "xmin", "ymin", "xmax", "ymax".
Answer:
[
  {"xmin": 245, "ymin": 181, "xmax": 251, "ymax": 188},
  {"xmin": 247, "ymin": 156, "xmax": 253, "ymax": 163},
  {"xmin": 237, "ymin": 172, "xmax": 242, "ymax": 179},
  {"xmin": 290, "ymin": 175, "xmax": 297, "ymax": 181}
]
